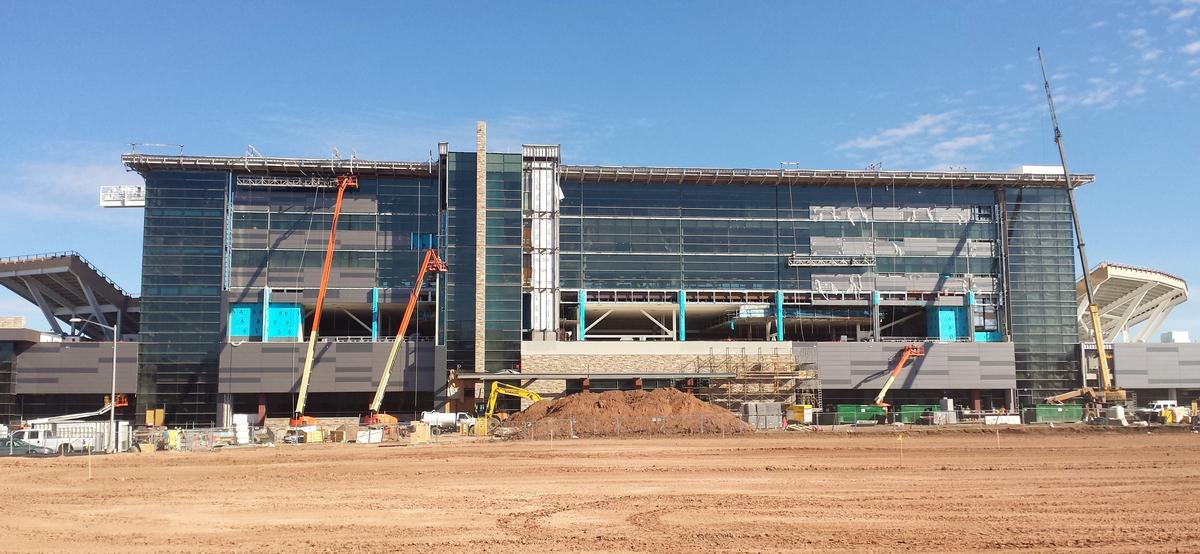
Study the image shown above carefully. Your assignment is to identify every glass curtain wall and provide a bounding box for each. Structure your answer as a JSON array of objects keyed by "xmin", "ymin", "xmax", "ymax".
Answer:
[
  {"xmin": 484, "ymin": 154, "xmax": 522, "ymax": 371},
  {"xmin": 139, "ymin": 170, "xmax": 226, "ymax": 425},
  {"xmin": 559, "ymin": 180, "xmax": 998, "ymax": 291},
  {"xmin": 443, "ymin": 153, "xmax": 477, "ymax": 371},
  {"xmin": 1004, "ymin": 187, "xmax": 1079, "ymax": 403}
]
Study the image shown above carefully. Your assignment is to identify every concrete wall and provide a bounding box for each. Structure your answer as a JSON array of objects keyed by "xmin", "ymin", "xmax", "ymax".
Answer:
[
  {"xmin": 1113, "ymin": 343, "xmax": 1200, "ymax": 389},
  {"xmin": 15, "ymin": 342, "xmax": 138, "ymax": 394},
  {"xmin": 520, "ymin": 341, "xmax": 796, "ymax": 375},
  {"xmin": 218, "ymin": 341, "xmax": 443, "ymax": 394},
  {"xmin": 809, "ymin": 341, "xmax": 1015, "ymax": 390}
]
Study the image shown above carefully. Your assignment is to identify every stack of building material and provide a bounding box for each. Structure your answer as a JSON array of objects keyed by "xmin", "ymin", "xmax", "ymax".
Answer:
[
  {"xmin": 355, "ymin": 428, "xmax": 383, "ymax": 444},
  {"xmin": 232, "ymin": 414, "xmax": 250, "ymax": 445},
  {"xmin": 743, "ymin": 402, "xmax": 784, "ymax": 430}
]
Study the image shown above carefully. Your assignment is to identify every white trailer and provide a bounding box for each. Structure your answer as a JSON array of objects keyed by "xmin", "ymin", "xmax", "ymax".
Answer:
[{"xmin": 420, "ymin": 411, "xmax": 476, "ymax": 430}]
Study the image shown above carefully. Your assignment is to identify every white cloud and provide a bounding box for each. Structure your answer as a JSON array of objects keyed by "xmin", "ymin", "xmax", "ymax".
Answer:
[
  {"xmin": 836, "ymin": 113, "xmax": 954, "ymax": 150},
  {"xmin": 6, "ymin": 162, "xmax": 141, "ymax": 226},
  {"xmin": 1142, "ymin": 48, "xmax": 1164, "ymax": 61},
  {"xmin": 1181, "ymin": 41, "xmax": 1200, "ymax": 55},
  {"xmin": 1129, "ymin": 28, "xmax": 1152, "ymax": 50},
  {"xmin": 929, "ymin": 134, "xmax": 993, "ymax": 159},
  {"xmin": 1079, "ymin": 77, "xmax": 1120, "ymax": 108},
  {"xmin": 1169, "ymin": 7, "xmax": 1197, "ymax": 20},
  {"xmin": 1091, "ymin": 20, "xmax": 1108, "ymax": 28}
]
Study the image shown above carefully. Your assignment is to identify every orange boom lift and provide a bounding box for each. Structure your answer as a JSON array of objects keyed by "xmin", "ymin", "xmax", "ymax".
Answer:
[
  {"xmin": 290, "ymin": 174, "xmax": 358, "ymax": 428},
  {"xmin": 873, "ymin": 344, "xmax": 926, "ymax": 407},
  {"xmin": 361, "ymin": 248, "xmax": 447, "ymax": 426}
]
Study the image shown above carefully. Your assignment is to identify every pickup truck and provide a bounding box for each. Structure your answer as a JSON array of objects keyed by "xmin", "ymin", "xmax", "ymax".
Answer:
[
  {"xmin": 10, "ymin": 429, "xmax": 94, "ymax": 454},
  {"xmin": 420, "ymin": 411, "xmax": 476, "ymax": 431}
]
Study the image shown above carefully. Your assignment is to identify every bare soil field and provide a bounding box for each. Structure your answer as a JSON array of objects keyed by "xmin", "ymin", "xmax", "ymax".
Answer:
[{"xmin": 3, "ymin": 428, "xmax": 1199, "ymax": 553}]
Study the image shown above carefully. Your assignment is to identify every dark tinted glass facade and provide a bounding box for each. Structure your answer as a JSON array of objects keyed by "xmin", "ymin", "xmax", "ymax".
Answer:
[
  {"xmin": 443, "ymin": 153, "xmax": 477, "ymax": 372},
  {"xmin": 559, "ymin": 181, "xmax": 998, "ymax": 291},
  {"xmin": 484, "ymin": 153, "xmax": 523, "ymax": 371},
  {"xmin": 1004, "ymin": 187, "xmax": 1079, "ymax": 404},
  {"xmin": 139, "ymin": 170, "xmax": 226, "ymax": 425},
  {"xmin": 0, "ymin": 341, "xmax": 16, "ymax": 424}
]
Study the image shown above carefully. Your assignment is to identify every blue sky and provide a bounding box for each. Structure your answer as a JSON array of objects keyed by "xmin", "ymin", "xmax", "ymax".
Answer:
[{"xmin": 1, "ymin": 1, "xmax": 1197, "ymax": 337}]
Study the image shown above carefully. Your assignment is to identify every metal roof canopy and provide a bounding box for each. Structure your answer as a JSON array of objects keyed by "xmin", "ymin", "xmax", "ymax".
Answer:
[
  {"xmin": 121, "ymin": 153, "xmax": 437, "ymax": 178},
  {"xmin": 123, "ymin": 154, "xmax": 1093, "ymax": 190},
  {"xmin": 1077, "ymin": 262, "xmax": 1188, "ymax": 343},
  {"xmin": 561, "ymin": 165, "xmax": 1094, "ymax": 189},
  {"xmin": 0, "ymin": 252, "xmax": 139, "ymax": 339}
]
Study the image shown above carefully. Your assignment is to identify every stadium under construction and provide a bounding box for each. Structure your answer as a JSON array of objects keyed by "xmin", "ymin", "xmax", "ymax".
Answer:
[{"xmin": 0, "ymin": 122, "xmax": 1194, "ymax": 426}]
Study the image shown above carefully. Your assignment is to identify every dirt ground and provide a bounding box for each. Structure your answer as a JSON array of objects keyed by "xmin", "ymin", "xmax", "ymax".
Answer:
[{"xmin": 3, "ymin": 428, "xmax": 1199, "ymax": 553}]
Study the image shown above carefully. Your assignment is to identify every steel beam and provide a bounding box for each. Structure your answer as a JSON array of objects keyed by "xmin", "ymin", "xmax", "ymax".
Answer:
[
  {"xmin": 77, "ymin": 275, "xmax": 113, "ymax": 340},
  {"xmin": 19, "ymin": 277, "xmax": 64, "ymax": 335}
]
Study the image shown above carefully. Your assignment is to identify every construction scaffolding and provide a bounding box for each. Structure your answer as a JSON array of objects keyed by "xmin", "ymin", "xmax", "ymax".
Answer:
[{"xmin": 683, "ymin": 347, "xmax": 818, "ymax": 411}]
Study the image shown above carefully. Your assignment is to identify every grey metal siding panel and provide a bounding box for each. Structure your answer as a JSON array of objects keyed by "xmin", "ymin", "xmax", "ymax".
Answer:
[
  {"xmin": 15, "ymin": 343, "xmax": 139, "ymax": 394},
  {"xmin": 218, "ymin": 341, "xmax": 438, "ymax": 394},
  {"xmin": 814, "ymin": 342, "xmax": 1015, "ymax": 390},
  {"xmin": 1115, "ymin": 343, "xmax": 1200, "ymax": 388}
]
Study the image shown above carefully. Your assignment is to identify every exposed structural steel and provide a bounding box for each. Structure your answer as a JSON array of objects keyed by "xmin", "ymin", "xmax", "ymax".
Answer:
[
  {"xmin": 292, "ymin": 175, "xmax": 358, "ymax": 427},
  {"xmin": 1077, "ymin": 263, "xmax": 1189, "ymax": 343},
  {"xmin": 873, "ymin": 344, "xmax": 926, "ymax": 406},
  {"xmin": 0, "ymin": 251, "xmax": 138, "ymax": 338},
  {"xmin": 121, "ymin": 153, "xmax": 436, "ymax": 178},
  {"xmin": 561, "ymin": 165, "xmax": 1094, "ymax": 188},
  {"xmin": 365, "ymin": 248, "xmax": 447, "ymax": 426},
  {"xmin": 525, "ymin": 145, "xmax": 563, "ymax": 340},
  {"xmin": 121, "ymin": 153, "xmax": 1095, "ymax": 190},
  {"xmin": 1039, "ymin": 47, "xmax": 1124, "ymax": 405}
]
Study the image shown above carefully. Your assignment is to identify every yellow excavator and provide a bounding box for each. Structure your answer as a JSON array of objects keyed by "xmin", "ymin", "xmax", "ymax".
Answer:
[
  {"xmin": 1037, "ymin": 48, "xmax": 1126, "ymax": 406},
  {"xmin": 484, "ymin": 382, "xmax": 542, "ymax": 421}
]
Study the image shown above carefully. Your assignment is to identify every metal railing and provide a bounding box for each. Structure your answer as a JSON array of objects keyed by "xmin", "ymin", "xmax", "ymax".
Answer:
[{"xmin": 0, "ymin": 251, "xmax": 133, "ymax": 298}]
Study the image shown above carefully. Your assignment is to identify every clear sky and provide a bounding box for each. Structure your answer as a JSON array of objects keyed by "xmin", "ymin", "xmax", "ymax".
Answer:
[{"xmin": 1, "ymin": 1, "xmax": 1197, "ymax": 337}]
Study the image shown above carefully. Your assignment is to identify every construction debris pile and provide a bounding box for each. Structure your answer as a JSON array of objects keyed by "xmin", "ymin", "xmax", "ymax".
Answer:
[{"xmin": 502, "ymin": 388, "xmax": 749, "ymax": 438}]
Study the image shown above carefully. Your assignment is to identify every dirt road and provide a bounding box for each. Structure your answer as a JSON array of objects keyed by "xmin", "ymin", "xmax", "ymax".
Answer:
[{"xmin": 3, "ymin": 429, "xmax": 1199, "ymax": 552}]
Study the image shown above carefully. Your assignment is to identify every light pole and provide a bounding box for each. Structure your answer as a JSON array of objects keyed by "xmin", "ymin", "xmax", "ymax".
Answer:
[{"xmin": 69, "ymin": 317, "xmax": 119, "ymax": 453}]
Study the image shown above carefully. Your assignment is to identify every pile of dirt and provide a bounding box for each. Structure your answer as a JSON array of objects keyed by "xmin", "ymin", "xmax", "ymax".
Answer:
[{"xmin": 501, "ymin": 388, "xmax": 749, "ymax": 438}]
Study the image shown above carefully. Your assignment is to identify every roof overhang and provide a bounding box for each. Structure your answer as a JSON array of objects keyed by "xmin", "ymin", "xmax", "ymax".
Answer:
[
  {"xmin": 560, "ymin": 165, "xmax": 1094, "ymax": 189},
  {"xmin": 0, "ymin": 251, "xmax": 138, "ymax": 339},
  {"xmin": 122, "ymin": 153, "xmax": 437, "ymax": 178},
  {"xmin": 1078, "ymin": 262, "xmax": 1188, "ymax": 343},
  {"xmin": 122, "ymin": 154, "xmax": 1093, "ymax": 190}
]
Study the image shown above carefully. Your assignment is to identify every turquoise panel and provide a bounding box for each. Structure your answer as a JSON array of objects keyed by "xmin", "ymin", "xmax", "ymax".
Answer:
[
  {"xmin": 927, "ymin": 306, "xmax": 968, "ymax": 341},
  {"xmin": 974, "ymin": 331, "xmax": 1003, "ymax": 342},
  {"xmin": 229, "ymin": 303, "xmax": 263, "ymax": 339},
  {"xmin": 266, "ymin": 303, "xmax": 302, "ymax": 340}
]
